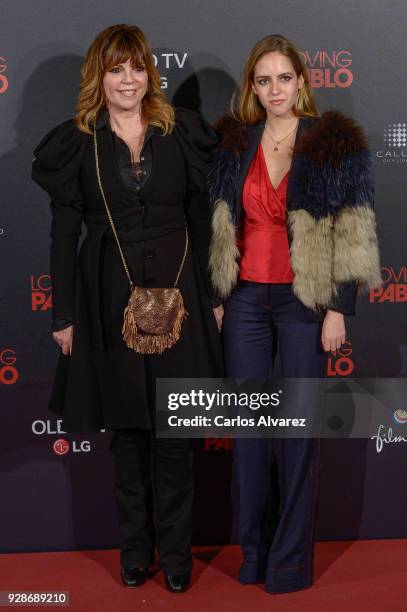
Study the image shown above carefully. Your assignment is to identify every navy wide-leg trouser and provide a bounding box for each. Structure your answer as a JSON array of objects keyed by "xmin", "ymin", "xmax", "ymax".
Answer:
[{"xmin": 223, "ymin": 281, "xmax": 326, "ymax": 593}]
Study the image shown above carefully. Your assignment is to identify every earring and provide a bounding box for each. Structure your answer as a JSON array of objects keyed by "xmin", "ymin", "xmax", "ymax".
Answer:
[{"xmin": 294, "ymin": 88, "xmax": 301, "ymax": 112}]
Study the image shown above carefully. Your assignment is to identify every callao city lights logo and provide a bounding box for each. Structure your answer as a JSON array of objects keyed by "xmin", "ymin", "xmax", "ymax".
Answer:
[
  {"xmin": 0, "ymin": 349, "xmax": 19, "ymax": 385},
  {"xmin": 30, "ymin": 274, "xmax": 52, "ymax": 311},
  {"xmin": 327, "ymin": 340, "xmax": 354, "ymax": 377},
  {"xmin": 299, "ymin": 50, "xmax": 353, "ymax": 88},
  {"xmin": 32, "ymin": 419, "xmax": 92, "ymax": 455},
  {"xmin": 376, "ymin": 123, "xmax": 407, "ymax": 165},
  {"xmin": 370, "ymin": 266, "xmax": 407, "ymax": 303},
  {"xmin": 0, "ymin": 56, "xmax": 8, "ymax": 94}
]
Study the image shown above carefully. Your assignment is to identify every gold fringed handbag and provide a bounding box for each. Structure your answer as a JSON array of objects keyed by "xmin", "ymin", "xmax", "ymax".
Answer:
[{"xmin": 93, "ymin": 127, "xmax": 189, "ymax": 355}]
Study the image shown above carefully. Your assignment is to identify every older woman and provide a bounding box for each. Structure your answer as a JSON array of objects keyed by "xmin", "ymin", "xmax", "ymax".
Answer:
[
  {"xmin": 209, "ymin": 34, "xmax": 381, "ymax": 594},
  {"xmin": 32, "ymin": 24, "xmax": 223, "ymax": 593}
]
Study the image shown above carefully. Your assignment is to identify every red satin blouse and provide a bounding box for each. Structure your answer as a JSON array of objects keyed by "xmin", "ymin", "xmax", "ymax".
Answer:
[{"xmin": 239, "ymin": 143, "xmax": 294, "ymax": 283}]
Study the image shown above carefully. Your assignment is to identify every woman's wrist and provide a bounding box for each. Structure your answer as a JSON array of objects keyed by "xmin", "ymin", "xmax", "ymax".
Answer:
[{"xmin": 325, "ymin": 309, "xmax": 344, "ymax": 318}]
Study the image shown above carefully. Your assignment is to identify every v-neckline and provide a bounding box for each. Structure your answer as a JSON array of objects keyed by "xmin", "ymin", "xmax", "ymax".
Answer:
[
  {"xmin": 111, "ymin": 126, "xmax": 156, "ymax": 197},
  {"xmin": 260, "ymin": 142, "xmax": 290, "ymax": 193}
]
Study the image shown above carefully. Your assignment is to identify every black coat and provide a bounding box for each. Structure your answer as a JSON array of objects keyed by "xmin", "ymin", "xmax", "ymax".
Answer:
[{"xmin": 32, "ymin": 108, "xmax": 223, "ymax": 433}]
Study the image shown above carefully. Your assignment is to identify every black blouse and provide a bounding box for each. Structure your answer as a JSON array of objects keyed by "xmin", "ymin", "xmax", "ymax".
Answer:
[{"xmin": 97, "ymin": 110, "xmax": 154, "ymax": 192}]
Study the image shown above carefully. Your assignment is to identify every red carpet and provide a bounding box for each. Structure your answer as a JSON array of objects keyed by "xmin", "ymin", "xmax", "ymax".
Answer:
[{"xmin": 1, "ymin": 541, "xmax": 406, "ymax": 611}]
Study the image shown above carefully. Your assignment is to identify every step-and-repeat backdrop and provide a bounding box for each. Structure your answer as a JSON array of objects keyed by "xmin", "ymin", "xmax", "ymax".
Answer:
[{"xmin": 1, "ymin": 0, "xmax": 406, "ymax": 552}]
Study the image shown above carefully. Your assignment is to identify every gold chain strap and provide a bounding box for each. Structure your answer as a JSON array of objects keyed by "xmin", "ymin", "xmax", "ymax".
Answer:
[{"xmin": 93, "ymin": 126, "xmax": 188, "ymax": 291}]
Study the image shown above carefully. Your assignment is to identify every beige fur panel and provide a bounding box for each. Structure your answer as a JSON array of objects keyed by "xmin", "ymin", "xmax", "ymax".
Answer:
[
  {"xmin": 333, "ymin": 205, "xmax": 382, "ymax": 290},
  {"xmin": 209, "ymin": 199, "xmax": 240, "ymax": 299},
  {"xmin": 287, "ymin": 209, "xmax": 335, "ymax": 309}
]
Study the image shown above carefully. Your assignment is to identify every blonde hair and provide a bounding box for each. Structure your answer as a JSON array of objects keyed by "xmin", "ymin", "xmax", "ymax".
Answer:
[
  {"xmin": 238, "ymin": 34, "xmax": 318, "ymax": 123},
  {"xmin": 76, "ymin": 24, "xmax": 174, "ymax": 134}
]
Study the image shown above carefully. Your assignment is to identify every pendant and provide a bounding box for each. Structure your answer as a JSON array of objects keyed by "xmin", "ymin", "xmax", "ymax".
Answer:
[{"xmin": 273, "ymin": 146, "xmax": 278, "ymax": 152}]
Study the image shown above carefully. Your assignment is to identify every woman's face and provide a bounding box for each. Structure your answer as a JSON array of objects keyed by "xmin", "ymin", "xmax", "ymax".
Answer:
[
  {"xmin": 102, "ymin": 58, "xmax": 148, "ymax": 114},
  {"xmin": 251, "ymin": 51, "xmax": 304, "ymax": 119}
]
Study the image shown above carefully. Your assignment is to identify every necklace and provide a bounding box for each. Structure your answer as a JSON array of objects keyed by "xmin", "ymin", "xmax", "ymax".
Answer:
[
  {"xmin": 264, "ymin": 121, "xmax": 299, "ymax": 152},
  {"xmin": 107, "ymin": 113, "xmax": 147, "ymax": 181},
  {"xmin": 117, "ymin": 132, "xmax": 147, "ymax": 181}
]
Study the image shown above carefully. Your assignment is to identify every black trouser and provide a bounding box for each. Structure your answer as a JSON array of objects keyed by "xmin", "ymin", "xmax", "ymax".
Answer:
[{"xmin": 110, "ymin": 429, "xmax": 193, "ymax": 574}]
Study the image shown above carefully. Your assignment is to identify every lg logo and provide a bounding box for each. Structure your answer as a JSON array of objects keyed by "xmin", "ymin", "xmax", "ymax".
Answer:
[
  {"xmin": 32, "ymin": 420, "xmax": 92, "ymax": 455},
  {"xmin": 53, "ymin": 438, "xmax": 91, "ymax": 455}
]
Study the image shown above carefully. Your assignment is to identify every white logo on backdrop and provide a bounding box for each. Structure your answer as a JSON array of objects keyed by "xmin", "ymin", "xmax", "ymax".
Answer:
[
  {"xmin": 371, "ymin": 410, "xmax": 407, "ymax": 453},
  {"xmin": 384, "ymin": 123, "xmax": 406, "ymax": 147},
  {"xmin": 32, "ymin": 419, "xmax": 93, "ymax": 454},
  {"xmin": 153, "ymin": 52, "xmax": 188, "ymax": 90},
  {"xmin": 376, "ymin": 122, "xmax": 407, "ymax": 164}
]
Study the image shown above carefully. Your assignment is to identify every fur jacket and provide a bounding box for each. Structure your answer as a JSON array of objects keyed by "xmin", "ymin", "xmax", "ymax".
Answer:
[{"xmin": 208, "ymin": 111, "xmax": 382, "ymax": 316}]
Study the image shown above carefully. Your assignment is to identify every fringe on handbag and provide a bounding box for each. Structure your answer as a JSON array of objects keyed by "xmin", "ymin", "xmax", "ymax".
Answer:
[
  {"xmin": 122, "ymin": 286, "xmax": 188, "ymax": 354},
  {"xmin": 93, "ymin": 126, "xmax": 189, "ymax": 355}
]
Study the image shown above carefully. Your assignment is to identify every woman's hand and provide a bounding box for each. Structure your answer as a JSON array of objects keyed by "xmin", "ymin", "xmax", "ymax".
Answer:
[
  {"xmin": 52, "ymin": 325, "xmax": 73, "ymax": 356},
  {"xmin": 321, "ymin": 310, "xmax": 345, "ymax": 352},
  {"xmin": 213, "ymin": 305, "xmax": 224, "ymax": 332}
]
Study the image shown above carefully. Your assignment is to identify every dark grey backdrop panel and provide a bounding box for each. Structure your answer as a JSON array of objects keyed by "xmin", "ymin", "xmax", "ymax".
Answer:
[{"xmin": 1, "ymin": 0, "xmax": 406, "ymax": 552}]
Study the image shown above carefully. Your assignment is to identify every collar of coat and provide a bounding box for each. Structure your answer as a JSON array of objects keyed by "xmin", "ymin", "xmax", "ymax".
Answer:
[
  {"xmin": 208, "ymin": 110, "xmax": 382, "ymax": 308},
  {"xmin": 209, "ymin": 110, "xmax": 372, "ymax": 223},
  {"xmin": 214, "ymin": 110, "xmax": 368, "ymax": 161}
]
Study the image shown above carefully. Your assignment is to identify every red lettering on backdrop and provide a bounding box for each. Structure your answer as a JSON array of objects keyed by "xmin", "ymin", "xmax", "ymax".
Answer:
[
  {"xmin": 299, "ymin": 50, "xmax": 353, "ymax": 88},
  {"xmin": 31, "ymin": 274, "xmax": 52, "ymax": 311},
  {"xmin": 308, "ymin": 68, "xmax": 353, "ymax": 88},
  {"xmin": 0, "ymin": 57, "xmax": 9, "ymax": 94},
  {"xmin": 0, "ymin": 349, "xmax": 19, "ymax": 384},
  {"xmin": 370, "ymin": 267, "xmax": 407, "ymax": 302},
  {"xmin": 204, "ymin": 437, "xmax": 233, "ymax": 451},
  {"xmin": 327, "ymin": 341, "xmax": 354, "ymax": 377},
  {"xmin": 380, "ymin": 266, "xmax": 407, "ymax": 283}
]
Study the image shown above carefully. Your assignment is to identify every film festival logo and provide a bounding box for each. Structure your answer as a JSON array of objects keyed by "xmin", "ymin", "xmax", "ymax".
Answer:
[
  {"xmin": 376, "ymin": 123, "xmax": 407, "ymax": 165},
  {"xmin": 0, "ymin": 56, "xmax": 8, "ymax": 94},
  {"xmin": 370, "ymin": 266, "xmax": 407, "ymax": 303},
  {"xmin": 371, "ymin": 409, "xmax": 407, "ymax": 454},
  {"xmin": 30, "ymin": 274, "xmax": 52, "ymax": 311},
  {"xmin": 327, "ymin": 340, "xmax": 354, "ymax": 377},
  {"xmin": 153, "ymin": 52, "xmax": 187, "ymax": 90},
  {"xmin": 299, "ymin": 50, "xmax": 353, "ymax": 88},
  {"xmin": 31, "ymin": 419, "xmax": 92, "ymax": 455},
  {"xmin": 0, "ymin": 349, "xmax": 19, "ymax": 385}
]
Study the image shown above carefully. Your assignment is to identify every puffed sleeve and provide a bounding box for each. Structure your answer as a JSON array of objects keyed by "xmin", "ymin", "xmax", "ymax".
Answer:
[
  {"xmin": 31, "ymin": 119, "xmax": 88, "ymax": 325},
  {"xmin": 173, "ymin": 108, "xmax": 221, "ymax": 305}
]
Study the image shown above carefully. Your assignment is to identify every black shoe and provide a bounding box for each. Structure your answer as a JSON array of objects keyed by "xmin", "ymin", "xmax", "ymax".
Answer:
[
  {"xmin": 164, "ymin": 571, "xmax": 191, "ymax": 593},
  {"xmin": 120, "ymin": 566, "xmax": 149, "ymax": 587}
]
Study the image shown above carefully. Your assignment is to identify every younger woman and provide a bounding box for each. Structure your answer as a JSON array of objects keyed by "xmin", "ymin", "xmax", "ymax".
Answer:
[{"xmin": 209, "ymin": 34, "xmax": 381, "ymax": 593}]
